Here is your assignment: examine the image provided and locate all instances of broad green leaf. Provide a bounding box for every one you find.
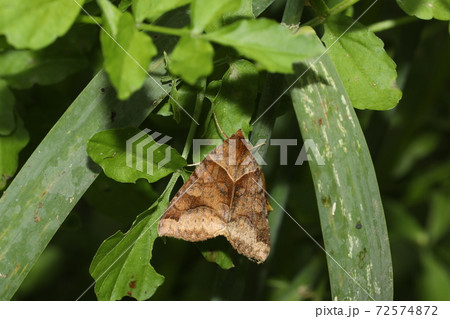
[0,0,85,49]
[169,36,214,84]
[90,182,176,300]
[322,15,402,111]
[0,49,88,89]
[396,0,450,20]
[191,0,241,33]
[201,250,235,270]
[201,60,258,157]
[133,0,191,22]
[289,52,393,300]
[0,116,29,190]
[0,79,15,135]
[0,67,170,300]
[87,128,186,184]
[100,11,157,99]
[205,20,323,73]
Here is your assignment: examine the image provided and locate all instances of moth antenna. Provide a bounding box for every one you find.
[213,112,229,139]
[186,162,201,167]
[251,142,266,150]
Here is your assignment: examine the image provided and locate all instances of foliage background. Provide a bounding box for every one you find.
[1,0,449,300]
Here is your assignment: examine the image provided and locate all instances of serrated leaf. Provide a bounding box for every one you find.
[87,128,186,184]
[0,116,29,190]
[169,36,214,84]
[322,15,402,110]
[201,250,235,270]
[133,0,191,22]
[0,0,85,49]
[191,0,241,33]
[0,79,15,135]
[396,0,450,20]
[205,20,323,73]
[99,11,157,99]
[90,191,172,300]
[201,60,258,157]
[289,53,393,300]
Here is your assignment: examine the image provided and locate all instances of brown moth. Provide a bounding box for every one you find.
[158,129,271,263]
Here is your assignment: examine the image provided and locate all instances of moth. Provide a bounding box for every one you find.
[158,129,272,263]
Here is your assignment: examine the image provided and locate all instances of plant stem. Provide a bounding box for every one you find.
[329,0,360,15]
[368,16,417,33]
[181,80,206,159]
[305,0,360,27]
[76,14,102,25]
[282,0,306,25]
[138,23,191,37]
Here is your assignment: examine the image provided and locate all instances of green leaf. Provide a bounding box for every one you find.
[385,200,428,246]
[0,79,15,135]
[201,250,235,270]
[396,0,450,20]
[118,0,132,11]
[0,49,88,89]
[100,10,157,100]
[133,0,191,22]
[427,192,450,245]
[289,52,393,300]
[0,67,170,300]
[169,36,214,84]
[0,0,85,49]
[0,35,8,51]
[0,116,29,190]
[84,174,159,225]
[191,0,241,33]
[252,0,276,16]
[90,186,173,300]
[322,15,402,111]
[87,127,186,184]
[202,59,258,157]
[418,253,450,300]
[205,20,323,73]
[98,0,121,35]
